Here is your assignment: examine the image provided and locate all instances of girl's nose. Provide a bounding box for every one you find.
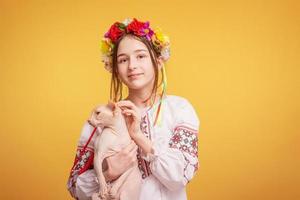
[128,57,138,70]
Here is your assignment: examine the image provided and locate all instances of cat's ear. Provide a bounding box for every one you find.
[107,100,115,110]
[108,100,120,116]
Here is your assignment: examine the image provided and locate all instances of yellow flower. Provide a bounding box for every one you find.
[100,38,112,54]
[154,27,169,44]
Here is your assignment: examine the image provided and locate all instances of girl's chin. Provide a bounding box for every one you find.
[123,77,154,90]
[125,81,148,90]
[127,84,145,90]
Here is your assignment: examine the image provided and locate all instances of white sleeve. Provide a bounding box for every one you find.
[75,169,99,200]
[144,98,200,191]
[67,121,102,199]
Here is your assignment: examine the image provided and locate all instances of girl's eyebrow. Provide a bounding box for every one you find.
[117,49,147,58]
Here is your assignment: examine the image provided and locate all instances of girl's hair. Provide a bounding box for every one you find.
[110,34,163,105]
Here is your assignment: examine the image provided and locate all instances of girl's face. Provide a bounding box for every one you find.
[116,36,157,91]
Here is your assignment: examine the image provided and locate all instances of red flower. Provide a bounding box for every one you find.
[126,18,146,36]
[105,22,125,42]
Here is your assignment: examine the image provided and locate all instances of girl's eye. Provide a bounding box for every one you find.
[137,54,146,59]
[118,58,128,63]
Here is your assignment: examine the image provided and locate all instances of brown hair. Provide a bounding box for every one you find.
[110,34,164,105]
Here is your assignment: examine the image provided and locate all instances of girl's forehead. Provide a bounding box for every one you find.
[117,37,148,56]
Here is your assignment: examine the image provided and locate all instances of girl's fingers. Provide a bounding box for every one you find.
[117,101,133,108]
[121,108,132,114]
[118,101,141,117]
[117,100,135,107]
[122,110,136,118]
[122,109,137,116]
[117,101,138,111]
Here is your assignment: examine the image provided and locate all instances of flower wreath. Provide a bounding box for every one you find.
[100,18,170,72]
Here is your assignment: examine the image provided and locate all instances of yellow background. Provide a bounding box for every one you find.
[0,0,299,199]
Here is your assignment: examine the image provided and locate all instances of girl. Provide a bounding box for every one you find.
[67,18,200,200]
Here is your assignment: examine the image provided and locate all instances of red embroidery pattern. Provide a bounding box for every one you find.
[169,125,198,176]
[140,115,151,139]
[137,114,152,179]
[67,147,94,196]
[67,126,97,198]
[169,125,198,157]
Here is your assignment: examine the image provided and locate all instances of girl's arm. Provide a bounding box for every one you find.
[67,121,138,199]
[117,98,200,191]
[146,98,200,191]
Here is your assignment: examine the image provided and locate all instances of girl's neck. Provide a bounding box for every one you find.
[125,89,159,109]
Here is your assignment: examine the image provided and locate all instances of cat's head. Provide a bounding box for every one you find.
[94,100,122,128]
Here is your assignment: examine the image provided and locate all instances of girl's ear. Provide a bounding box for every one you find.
[157,56,164,71]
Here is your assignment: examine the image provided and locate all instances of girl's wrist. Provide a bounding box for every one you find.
[131,130,143,141]
[131,131,153,155]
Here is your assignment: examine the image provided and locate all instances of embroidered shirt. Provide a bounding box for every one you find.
[67,95,200,200]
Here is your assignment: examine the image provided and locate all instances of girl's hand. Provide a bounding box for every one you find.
[116,100,142,139]
[105,141,138,181]
[117,100,154,156]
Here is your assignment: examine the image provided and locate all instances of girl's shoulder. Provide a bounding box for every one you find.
[165,94,194,107]
[165,94,200,130]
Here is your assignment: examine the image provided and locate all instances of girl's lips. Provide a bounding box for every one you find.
[128,73,143,78]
